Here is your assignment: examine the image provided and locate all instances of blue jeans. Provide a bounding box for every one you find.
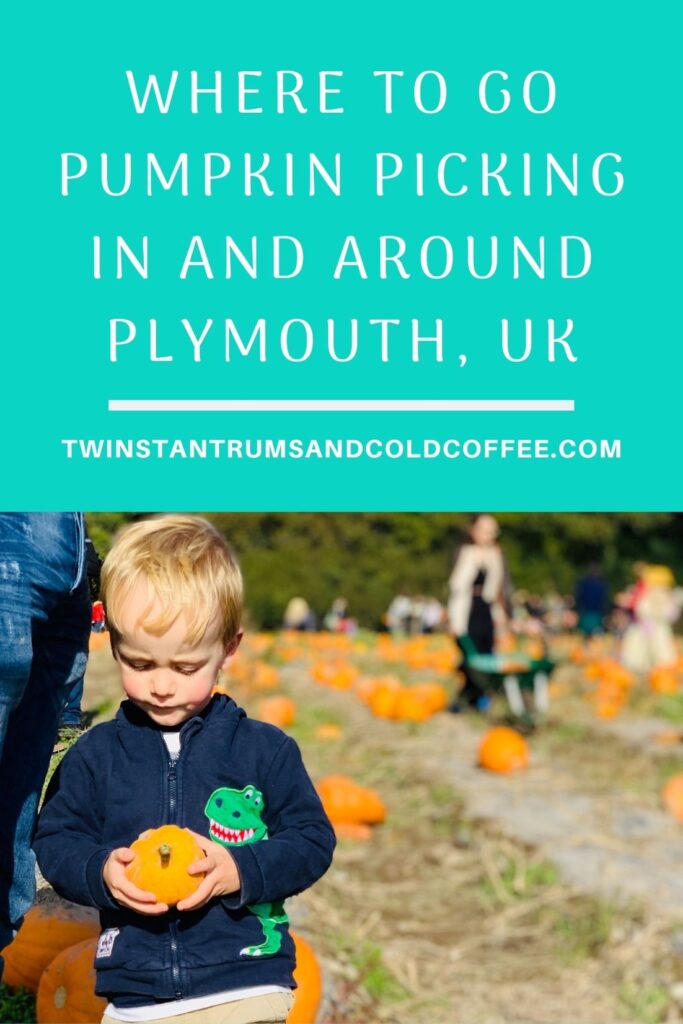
[60,675,85,726]
[0,514,91,953]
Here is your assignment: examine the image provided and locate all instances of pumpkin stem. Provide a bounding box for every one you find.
[158,843,172,866]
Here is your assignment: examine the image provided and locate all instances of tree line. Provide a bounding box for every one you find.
[85,513,683,629]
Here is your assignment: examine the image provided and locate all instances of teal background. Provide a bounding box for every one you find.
[2,2,679,510]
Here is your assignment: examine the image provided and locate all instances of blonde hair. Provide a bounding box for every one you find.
[101,515,243,646]
[643,564,674,589]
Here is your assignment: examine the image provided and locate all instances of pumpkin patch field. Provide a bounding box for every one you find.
[5,632,683,1023]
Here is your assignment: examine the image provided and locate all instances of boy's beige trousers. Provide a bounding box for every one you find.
[101,990,294,1024]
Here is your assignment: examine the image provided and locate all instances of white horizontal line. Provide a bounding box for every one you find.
[109,399,575,413]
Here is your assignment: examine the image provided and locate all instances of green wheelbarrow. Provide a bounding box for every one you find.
[458,635,554,719]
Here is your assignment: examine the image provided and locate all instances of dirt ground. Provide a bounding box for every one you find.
[66,637,683,1024]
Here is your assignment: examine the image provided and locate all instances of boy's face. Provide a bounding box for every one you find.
[113,581,240,727]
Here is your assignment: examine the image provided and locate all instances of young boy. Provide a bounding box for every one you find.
[34,515,336,1024]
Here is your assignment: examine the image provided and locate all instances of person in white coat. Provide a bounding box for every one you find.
[448,514,509,710]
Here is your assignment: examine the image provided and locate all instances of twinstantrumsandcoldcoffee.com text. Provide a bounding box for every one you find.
[60,436,622,462]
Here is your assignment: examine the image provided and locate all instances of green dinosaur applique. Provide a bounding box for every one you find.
[204,785,288,957]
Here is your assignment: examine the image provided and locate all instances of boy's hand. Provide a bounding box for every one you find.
[176,829,241,912]
[103,848,170,915]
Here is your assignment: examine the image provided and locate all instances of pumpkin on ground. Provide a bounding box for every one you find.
[409,682,448,714]
[368,685,401,719]
[478,726,530,774]
[393,688,432,722]
[649,666,680,695]
[316,775,386,827]
[662,773,683,822]
[0,904,99,993]
[125,825,204,905]
[288,931,322,1024]
[257,695,297,728]
[314,723,343,741]
[252,661,281,690]
[36,937,106,1023]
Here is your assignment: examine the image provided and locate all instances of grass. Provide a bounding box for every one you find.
[655,694,683,723]
[0,984,35,1024]
[619,981,670,1024]
[649,693,683,724]
[548,899,616,965]
[479,853,559,904]
[656,755,683,786]
[348,942,408,1003]
[286,702,346,746]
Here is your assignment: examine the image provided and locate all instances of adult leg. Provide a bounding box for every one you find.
[0,514,89,952]
[454,598,495,709]
[59,674,85,728]
[0,514,36,951]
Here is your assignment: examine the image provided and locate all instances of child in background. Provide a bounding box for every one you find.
[35,515,335,1024]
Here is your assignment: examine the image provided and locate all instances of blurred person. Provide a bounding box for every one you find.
[575,564,608,637]
[283,596,315,632]
[447,514,509,711]
[621,565,681,672]
[386,592,412,635]
[324,596,350,632]
[421,597,444,634]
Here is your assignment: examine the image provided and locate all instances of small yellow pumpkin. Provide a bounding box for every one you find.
[125,825,204,905]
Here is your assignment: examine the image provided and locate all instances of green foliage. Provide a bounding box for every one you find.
[85,513,683,628]
[0,984,35,1024]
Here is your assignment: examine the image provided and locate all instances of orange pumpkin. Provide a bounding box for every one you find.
[368,685,401,719]
[125,825,204,905]
[257,695,296,728]
[654,730,683,746]
[353,675,399,704]
[524,639,546,660]
[649,666,680,694]
[288,931,322,1024]
[478,727,529,774]
[252,662,281,690]
[313,723,343,741]
[409,682,448,714]
[496,633,517,654]
[316,775,386,825]
[662,773,683,822]
[394,689,432,722]
[594,699,621,719]
[1,904,100,993]
[36,937,106,1023]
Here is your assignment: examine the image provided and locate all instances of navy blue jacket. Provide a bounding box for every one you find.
[34,695,335,1007]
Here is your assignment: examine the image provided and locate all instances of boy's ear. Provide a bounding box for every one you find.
[221,631,243,667]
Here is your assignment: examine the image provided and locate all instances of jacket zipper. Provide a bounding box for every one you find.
[164,742,183,998]
[167,758,177,820]
[169,919,182,999]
